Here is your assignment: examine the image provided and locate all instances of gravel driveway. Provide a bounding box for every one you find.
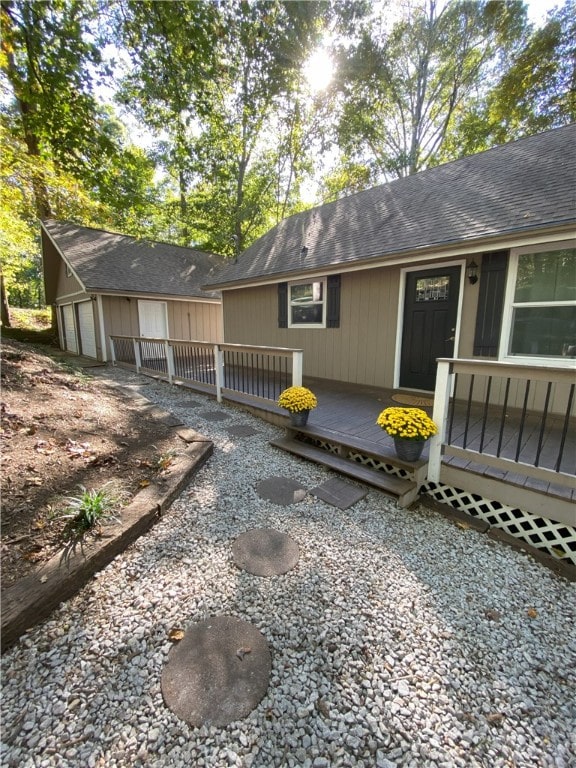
[2,368,575,768]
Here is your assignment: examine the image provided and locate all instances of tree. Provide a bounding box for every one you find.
[330,0,528,185]
[117,0,329,254]
[442,0,576,157]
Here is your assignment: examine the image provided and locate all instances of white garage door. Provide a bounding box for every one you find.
[77,300,97,358]
[61,304,78,353]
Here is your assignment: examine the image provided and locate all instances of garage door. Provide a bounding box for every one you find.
[61,304,78,353]
[77,300,97,358]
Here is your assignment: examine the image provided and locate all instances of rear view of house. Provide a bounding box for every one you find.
[41,221,226,362]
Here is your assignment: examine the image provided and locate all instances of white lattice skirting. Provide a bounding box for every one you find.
[423,481,576,567]
[300,435,576,568]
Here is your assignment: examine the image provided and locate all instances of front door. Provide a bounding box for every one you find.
[400,266,461,391]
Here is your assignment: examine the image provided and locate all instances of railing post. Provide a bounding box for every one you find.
[292,350,303,387]
[110,337,116,366]
[214,344,224,403]
[165,340,175,384]
[133,338,141,372]
[429,359,452,481]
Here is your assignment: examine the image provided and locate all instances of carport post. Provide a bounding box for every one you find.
[165,340,175,384]
[133,338,142,372]
[214,344,224,403]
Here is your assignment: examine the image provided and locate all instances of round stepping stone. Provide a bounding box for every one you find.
[232,528,300,576]
[198,410,231,421]
[227,424,259,437]
[161,616,271,727]
[256,476,307,506]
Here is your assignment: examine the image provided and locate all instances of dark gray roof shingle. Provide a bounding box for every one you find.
[42,221,226,299]
[206,125,576,289]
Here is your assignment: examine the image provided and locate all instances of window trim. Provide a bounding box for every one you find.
[287,277,327,329]
[500,241,575,367]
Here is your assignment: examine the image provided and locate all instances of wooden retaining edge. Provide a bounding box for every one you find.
[1,431,213,654]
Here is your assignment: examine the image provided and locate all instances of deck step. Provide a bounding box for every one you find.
[270,437,419,508]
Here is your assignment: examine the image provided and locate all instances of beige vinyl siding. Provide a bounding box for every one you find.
[167,301,222,343]
[223,267,402,388]
[102,296,222,358]
[56,260,84,297]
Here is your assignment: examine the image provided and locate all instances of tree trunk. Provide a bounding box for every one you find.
[1,273,12,328]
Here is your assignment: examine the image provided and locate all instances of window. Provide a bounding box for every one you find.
[288,279,326,328]
[506,247,575,360]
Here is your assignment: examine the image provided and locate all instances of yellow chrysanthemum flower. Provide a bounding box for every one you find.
[376,407,437,441]
[278,386,318,413]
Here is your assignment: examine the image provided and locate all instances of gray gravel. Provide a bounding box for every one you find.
[2,368,575,768]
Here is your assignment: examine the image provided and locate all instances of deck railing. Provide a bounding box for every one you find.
[429,358,576,490]
[109,336,303,405]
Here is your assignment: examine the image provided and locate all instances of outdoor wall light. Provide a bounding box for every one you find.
[467,260,479,285]
[301,245,308,257]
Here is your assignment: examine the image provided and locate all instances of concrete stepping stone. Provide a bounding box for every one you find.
[198,410,231,421]
[232,528,300,576]
[311,477,368,510]
[180,399,204,408]
[256,476,307,506]
[161,616,271,727]
[227,424,259,438]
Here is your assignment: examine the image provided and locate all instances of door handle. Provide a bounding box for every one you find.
[445,336,455,342]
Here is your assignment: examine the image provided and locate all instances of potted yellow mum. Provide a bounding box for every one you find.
[278,386,317,426]
[376,406,437,461]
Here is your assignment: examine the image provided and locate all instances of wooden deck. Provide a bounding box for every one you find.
[227,376,575,507]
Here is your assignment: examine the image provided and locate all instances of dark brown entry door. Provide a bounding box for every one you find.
[400,266,461,391]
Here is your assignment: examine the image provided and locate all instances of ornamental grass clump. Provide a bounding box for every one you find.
[277,386,317,413]
[376,407,438,441]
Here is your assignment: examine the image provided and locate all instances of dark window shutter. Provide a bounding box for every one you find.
[278,282,288,328]
[473,251,508,357]
[326,274,341,328]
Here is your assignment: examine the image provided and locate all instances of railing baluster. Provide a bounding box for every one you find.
[555,383,574,473]
[515,379,531,462]
[479,376,492,453]
[463,375,475,449]
[535,382,552,467]
[496,377,511,457]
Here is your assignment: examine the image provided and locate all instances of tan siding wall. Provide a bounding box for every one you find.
[56,263,85,299]
[167,301,222,342]
[103,297,222,357]
[222,268,403,388]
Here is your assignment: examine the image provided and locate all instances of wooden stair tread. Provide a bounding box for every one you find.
[288,423,427,470]
[270,437,418,505]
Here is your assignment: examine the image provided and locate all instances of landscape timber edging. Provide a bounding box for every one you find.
[1,430,213,654]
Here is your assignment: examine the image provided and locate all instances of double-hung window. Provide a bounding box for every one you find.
[288,279,326,328]
[503,245,575,361]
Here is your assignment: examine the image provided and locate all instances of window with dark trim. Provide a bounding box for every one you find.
[278,276,340,329]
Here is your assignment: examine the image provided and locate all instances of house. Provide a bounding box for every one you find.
[41,221,226,361]
[204,125,575,401]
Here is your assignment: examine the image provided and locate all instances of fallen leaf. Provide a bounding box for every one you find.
[456,521,471,530]
[39,575,48,583]
[527,607,538,619]
[139,479,150,488]
[486,712,505,725]
[236,646,252,660]
[484,609,502,622]
[168,628,185,642]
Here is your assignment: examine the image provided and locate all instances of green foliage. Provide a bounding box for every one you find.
[330,0,529,184]
[60,483,124,534]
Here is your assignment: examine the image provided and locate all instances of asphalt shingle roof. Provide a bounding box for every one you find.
[206,125,576,289]
[42,221,226,300]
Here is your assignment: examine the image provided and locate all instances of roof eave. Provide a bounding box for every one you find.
[203,221,576,291]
